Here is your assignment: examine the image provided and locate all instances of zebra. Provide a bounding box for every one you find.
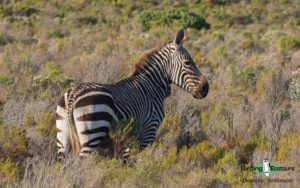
[56,28,209,159]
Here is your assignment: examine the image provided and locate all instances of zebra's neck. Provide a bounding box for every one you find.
[128,44,172,98]
[106,45,172,122]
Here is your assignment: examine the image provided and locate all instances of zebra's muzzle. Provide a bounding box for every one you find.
[191,76,209,99]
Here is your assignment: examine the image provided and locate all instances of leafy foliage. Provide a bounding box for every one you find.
[137,8,210,31]
[0,125,28,160]
[109,118,140,159]
[0,158,19,183]
[36,112,56,137]
[288,71,300,102]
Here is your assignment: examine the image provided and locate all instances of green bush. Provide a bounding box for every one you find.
[109,118,140,159]
[0,158,19,183]
[47,29,67,38]
[23,114,35,127]
[133,146,178,187]
[288,71,300,102]
[280,36,300,53]
[156,113,180,147]
[0,125,28,160]
[215,151,249,186]
[249,134,269,151]
[0,74,14,85]
[37,112,56,137]
[203,0,241,5]
[32,75,74,89]
[78,16,98,25]
[137,8,210,31]
[236,66,257,92]
[276,133,300,161]
[179,141,224,169]
[0,33,14,46]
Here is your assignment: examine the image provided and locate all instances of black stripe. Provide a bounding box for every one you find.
[57,138,63,147]
[82,136,104,147]
[89,144,100,148]
[77,112,115,122]
[81,126,110,135]
[75,95,115,108]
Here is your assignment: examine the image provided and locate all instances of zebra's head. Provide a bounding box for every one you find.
[168,28,209,99]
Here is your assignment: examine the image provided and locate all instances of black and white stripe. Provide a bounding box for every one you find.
[56,28,209,159]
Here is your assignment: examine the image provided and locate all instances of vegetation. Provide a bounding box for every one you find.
[137,8,210,31]
[0,0,299,187]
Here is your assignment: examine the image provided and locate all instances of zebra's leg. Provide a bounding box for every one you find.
[116,144,132,164]
[56,95,70,160]
[139,122,159,150]
[117,122,159,164]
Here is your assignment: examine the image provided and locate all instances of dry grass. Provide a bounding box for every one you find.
[0,0,299,187]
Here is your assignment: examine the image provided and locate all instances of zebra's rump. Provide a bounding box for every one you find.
[59,83,123,153]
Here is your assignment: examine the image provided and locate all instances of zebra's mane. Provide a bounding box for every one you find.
[133,42,167,76]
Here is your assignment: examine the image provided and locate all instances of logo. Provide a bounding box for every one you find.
[241,159,295,177]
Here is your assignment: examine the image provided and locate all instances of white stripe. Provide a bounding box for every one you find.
[56,106,67,117]
[75,120,111,133]
[88,139,101,146]
[75,91,112,104]
[73,104,118,122]
[78,132,106,145]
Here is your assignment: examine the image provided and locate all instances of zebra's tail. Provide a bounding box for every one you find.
[65,92,81,155]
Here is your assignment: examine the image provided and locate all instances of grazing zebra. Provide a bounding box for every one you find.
[56,28,209,159]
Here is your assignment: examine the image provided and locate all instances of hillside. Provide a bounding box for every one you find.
[0,0,299,187]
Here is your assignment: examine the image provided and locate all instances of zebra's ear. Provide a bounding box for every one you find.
[173,28,186,49]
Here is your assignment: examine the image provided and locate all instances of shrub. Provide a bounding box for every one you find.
[0,125,28,160]
[32,75,74,90]
[202,102,231,138]
[236,66,257,92]
[203,0,241,5]
[0,74,14,85]
[109,118,140,159]
[0,33,14,46]
[23,114,35,127]
[230,15,253,26]
[0,158,19,183]
[280,36,300,53]
[179,141,224,169]
[47,29,67,38]
[237,134,270,164]
[156,113,180,147]
[137,8,210,31]
[37,112,56,137]
[32,75,49,89]
[0,100,4,111]
[249,134,269,151]
[96,158,130,186]
[78,16,98,25]
[276,133,300,161]
[215,151,251,186]
[133,146,178,187]
[288,71,300,102]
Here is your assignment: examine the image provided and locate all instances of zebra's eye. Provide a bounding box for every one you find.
[183,60,191,66]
